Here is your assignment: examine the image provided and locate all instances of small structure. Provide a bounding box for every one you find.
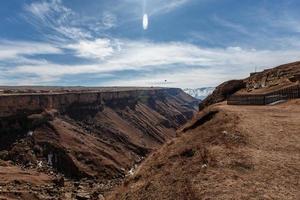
[228,84,300,105]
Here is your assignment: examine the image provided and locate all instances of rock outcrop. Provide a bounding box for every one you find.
[199,80,245,111]
[199,61,300,110]
[245,61,300,91]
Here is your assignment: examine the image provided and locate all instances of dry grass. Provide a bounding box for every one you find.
[108,100,300,200]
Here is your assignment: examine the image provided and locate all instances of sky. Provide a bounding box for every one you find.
[0,0,300,88]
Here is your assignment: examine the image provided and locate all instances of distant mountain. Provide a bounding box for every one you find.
[183,87,215,100]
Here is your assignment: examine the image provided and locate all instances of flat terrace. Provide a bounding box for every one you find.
[0,87,186,118]
[0,86,166,96]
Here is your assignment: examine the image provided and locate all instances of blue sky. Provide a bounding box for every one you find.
[0,0,300,88]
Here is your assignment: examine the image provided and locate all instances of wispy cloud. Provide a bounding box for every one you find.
[267,16,300,33]
[148,0,190,15]
[24,0,92,41]
[23,0,193,42]
[24,0,52,20]
[1,0,298,88]
[101,12,117,29]
[212,15,251,36]
[109,0,192,24]
[0,40,61,60]
[2,38,299,87]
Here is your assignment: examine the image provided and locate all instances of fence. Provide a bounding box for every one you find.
[227,84,300,105]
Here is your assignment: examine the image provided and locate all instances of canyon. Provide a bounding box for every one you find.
[109,61,300,200]
[0,87,198,199]
[0,61,299,200]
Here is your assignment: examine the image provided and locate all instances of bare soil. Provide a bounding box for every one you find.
[109,100,300,200]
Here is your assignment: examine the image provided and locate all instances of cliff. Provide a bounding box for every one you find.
[0,88,198,180]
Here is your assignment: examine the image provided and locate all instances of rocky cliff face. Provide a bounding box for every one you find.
[0,88,198,180]
[245,61,300,91]
[199,61,300,110]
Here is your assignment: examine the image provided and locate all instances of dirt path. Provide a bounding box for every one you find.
[216,100,300,199]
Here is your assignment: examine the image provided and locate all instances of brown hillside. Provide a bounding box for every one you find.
[108,100,300,200]
[108,61,300,200]
[0,88,198,199]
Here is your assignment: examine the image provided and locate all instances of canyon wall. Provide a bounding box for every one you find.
[0,88,198,180]
[0,88,192,117]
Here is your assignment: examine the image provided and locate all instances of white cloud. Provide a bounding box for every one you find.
[24,0,91,41]
[24,1,51,20]
[104,67,231,88]
[24,0,73,24]
[53,26,92,40]
[7,0,298,87]
[66,38,116,60]
[23,0,120,42]
[3,38,299,87]
[103,40,212,68]
[0,40,61,60]
[65,39,212,66]
[22,0,194,44]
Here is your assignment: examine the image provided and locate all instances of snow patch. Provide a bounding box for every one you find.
[183,87,215,100]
